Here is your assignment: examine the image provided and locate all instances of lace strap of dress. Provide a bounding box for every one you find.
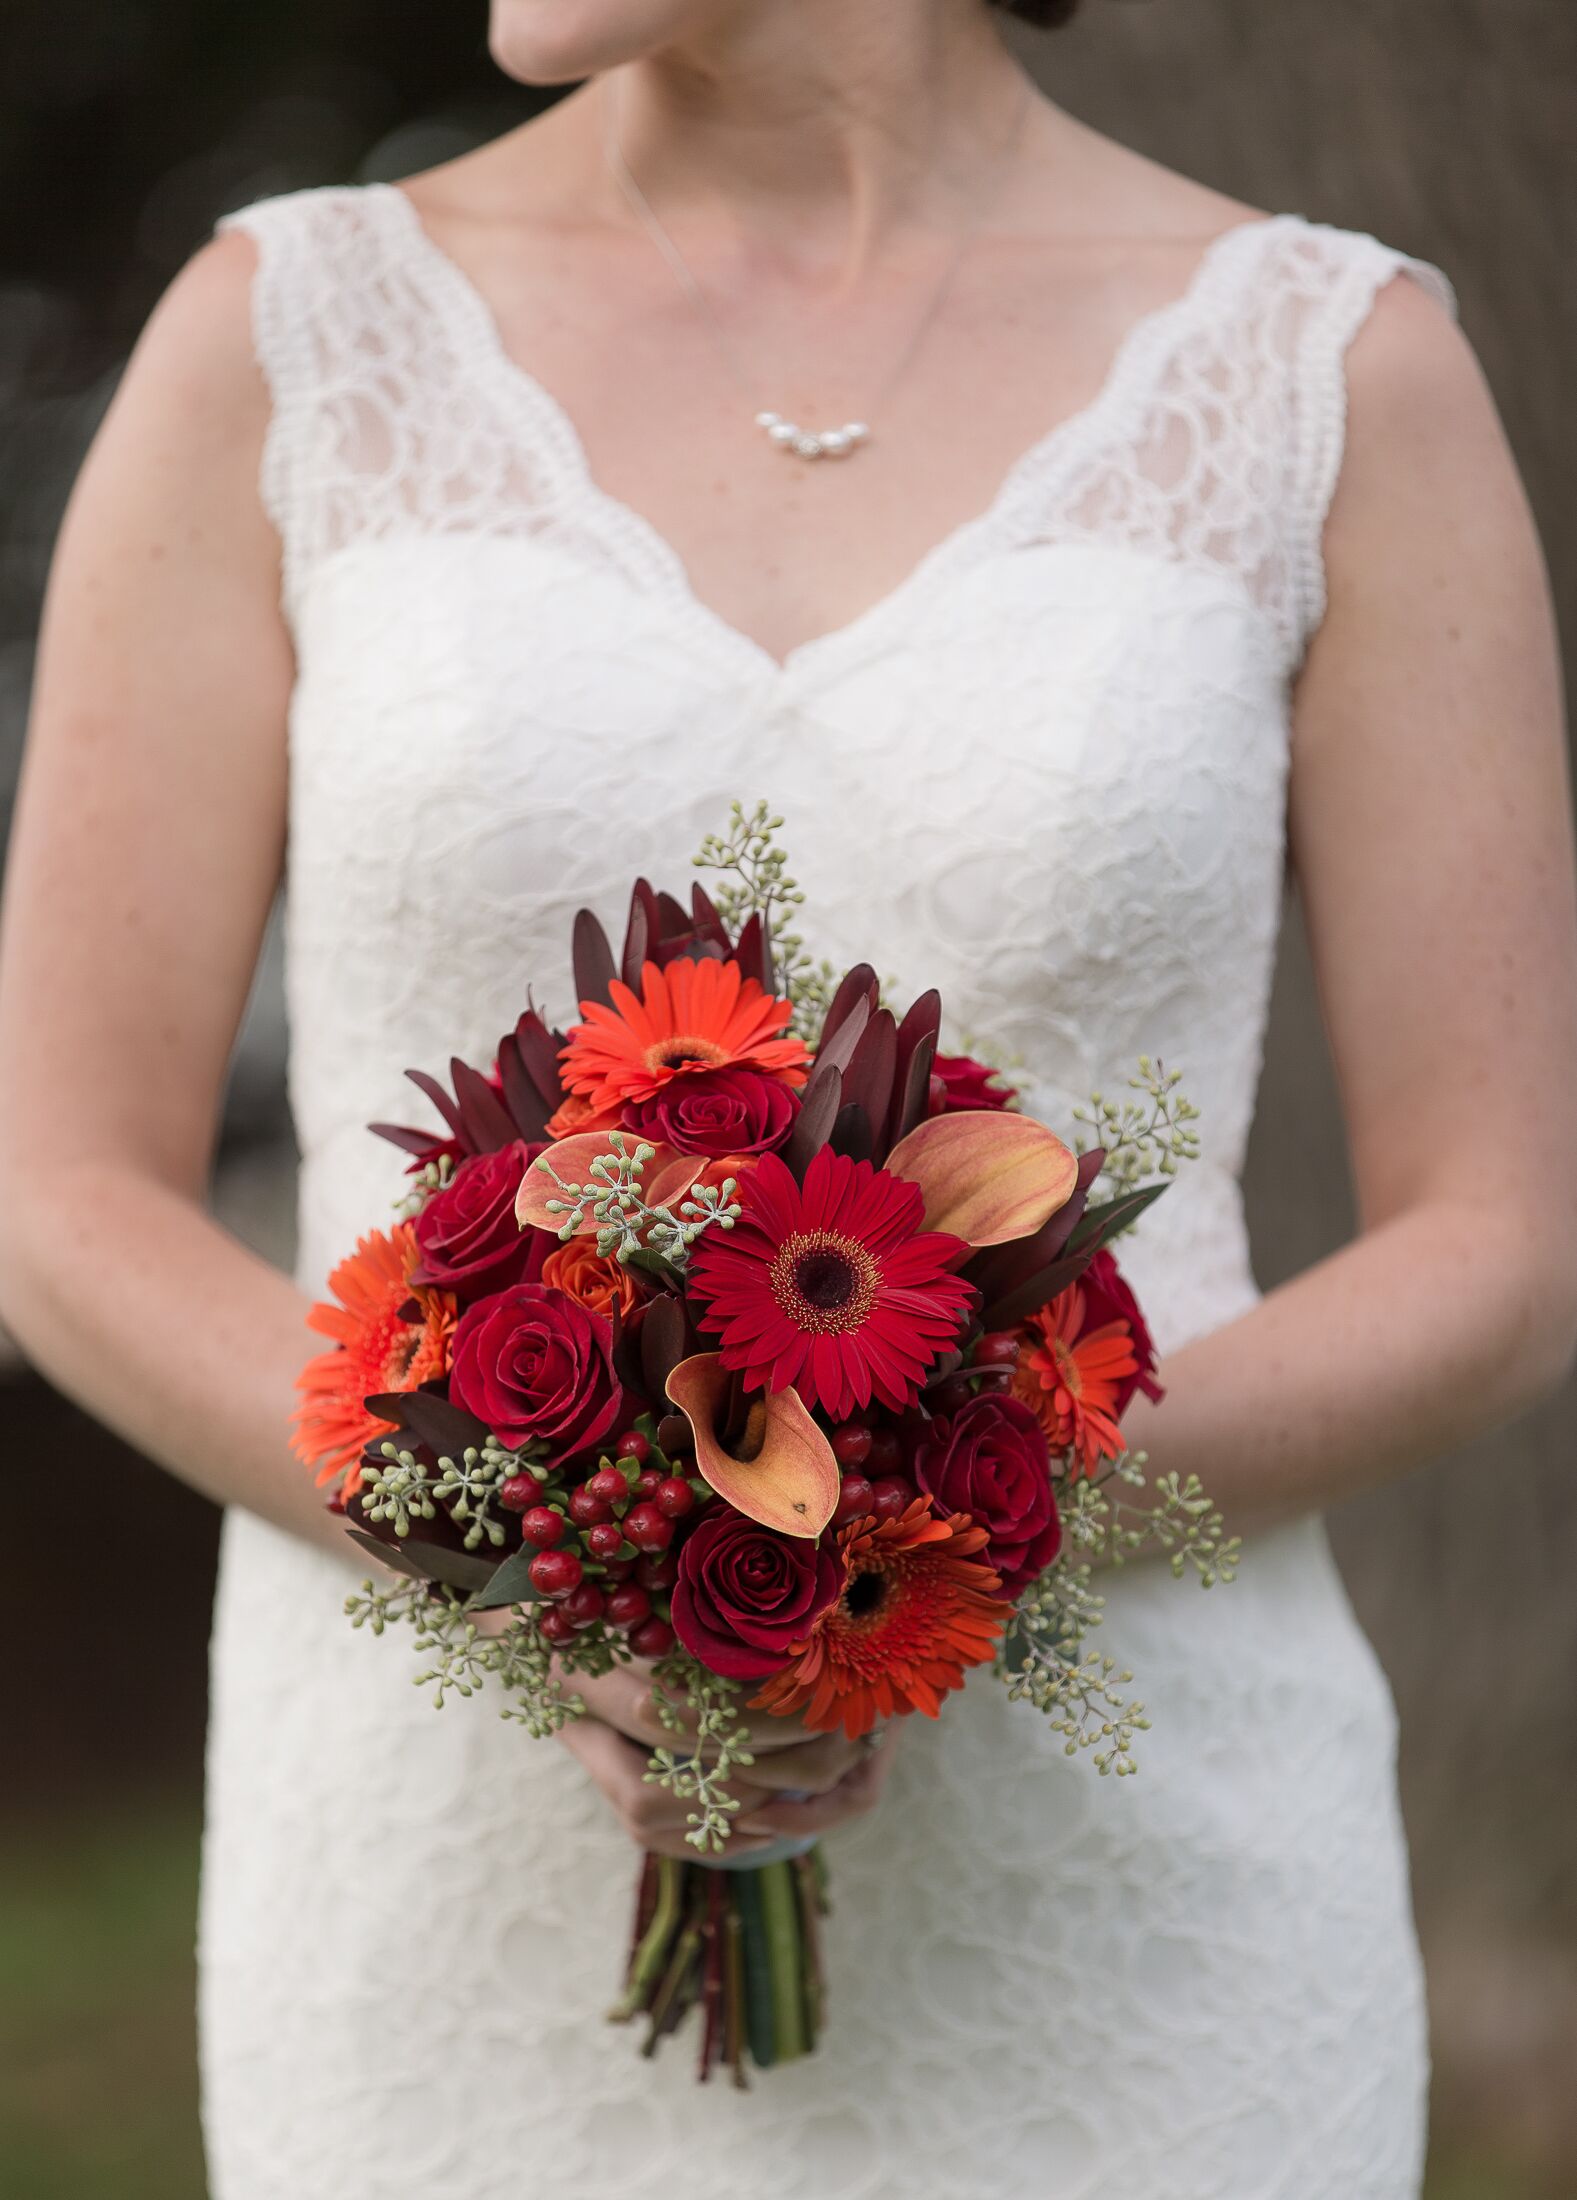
[1277,222,1459,658]
[216,183,490,614]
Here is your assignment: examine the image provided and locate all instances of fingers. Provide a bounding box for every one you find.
[556,1716,781,1864]
[742,1729,868,1795]
[736,1735,895,1838]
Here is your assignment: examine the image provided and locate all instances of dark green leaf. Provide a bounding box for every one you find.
[1066,1181,1169,1253]
[466,1543,544,1611]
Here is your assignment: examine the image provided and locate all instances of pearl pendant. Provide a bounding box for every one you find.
[755,411,870,461]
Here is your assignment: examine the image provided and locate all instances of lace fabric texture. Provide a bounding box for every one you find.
[200,182,1454,2198]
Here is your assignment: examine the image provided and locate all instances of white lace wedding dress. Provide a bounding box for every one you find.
[199,181,1455,2199]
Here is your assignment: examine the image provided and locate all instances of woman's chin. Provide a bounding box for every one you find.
[488,0,715,86]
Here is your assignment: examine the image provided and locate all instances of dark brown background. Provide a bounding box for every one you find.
[2,2,1573,2193]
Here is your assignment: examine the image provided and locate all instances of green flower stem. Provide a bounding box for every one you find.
[758,1860,806,2063]
[723,1900,748,2087]
[609,1855,684,2022]
[641,1916,705,2057]
[794,1849,826,2046]
[735,1866,776,2069]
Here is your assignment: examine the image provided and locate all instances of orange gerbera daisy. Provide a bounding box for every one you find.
[750,1499,1006,1740]
[540,1235,642,1319]
[543,1091,626,1141]
[1012,1278,1139,1478]
[290,1223,456,1498]
[559,958,809,1115]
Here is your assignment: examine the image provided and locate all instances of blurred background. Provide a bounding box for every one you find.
[1,1,1572,2194]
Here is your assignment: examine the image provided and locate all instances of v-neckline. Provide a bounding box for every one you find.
[375,181,1288,686]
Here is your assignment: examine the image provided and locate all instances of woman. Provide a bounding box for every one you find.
[2,0,1573,2192]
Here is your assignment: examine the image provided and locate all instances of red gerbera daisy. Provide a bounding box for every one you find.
[685,1147,974,1421]
[558,957,808,1115]
[750,1499,1006,1738]
[1012,1277,1140,1477]
[290,1223,456,1498]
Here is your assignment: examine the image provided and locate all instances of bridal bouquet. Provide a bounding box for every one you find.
[292,805,1236,2083]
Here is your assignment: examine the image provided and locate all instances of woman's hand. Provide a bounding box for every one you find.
[567,1654,829,1759]
[537,1645,900,1858]
[556,1710,898,1860]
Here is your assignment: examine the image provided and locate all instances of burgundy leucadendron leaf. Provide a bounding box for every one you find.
[451,1056,519,1154]
[886,989,941,1151]
[620,880,656,989]
[828,1100,875,1163]
[639,1291,691,1404]
[839,1007,898,1147]
[815,965,880,1068]
[572,907,618,1011]
[403,1068,463,1137]
[1065,1180,1170,1255]
[362,1385,491,1460]
[781,1061,843,1177]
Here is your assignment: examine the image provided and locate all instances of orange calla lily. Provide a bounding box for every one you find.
[514,1133,701,1236]
[884,1110,1079,1247]
[665,1353,839,1539]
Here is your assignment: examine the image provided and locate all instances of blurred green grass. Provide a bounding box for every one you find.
[0,1797,1550,2200]
[1,1800,207,2200]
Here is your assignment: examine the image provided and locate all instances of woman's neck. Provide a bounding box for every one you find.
[597,2,1035,279]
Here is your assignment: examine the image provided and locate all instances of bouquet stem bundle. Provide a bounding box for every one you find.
[613,1848,829,2082]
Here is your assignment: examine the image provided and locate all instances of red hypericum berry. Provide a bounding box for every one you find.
[629,1616,676,1659]
[929,1374,975,1415]
[606,1583,653,1631]
[520,1506,565,1549]
[585,1521,625,1561]
[832,1474,876,1527]
[635,1550,678,1592]
[633,1466,664,1499]
[654,1476,696,1520]
[864,1426,904,1477]
[537,1607,576,1646]
[601,1556,638,1582]
[567,1485,612,1528]
[528,1548,583,1599]
[869,1475,915,1523]
[616,1431,651,1467]
[587,1466,628,1506]
[973,1330,1022,1367]
[831,1421,874,1467]
[498,1473,542,1514]
[563,1581,606,1629]
[625,1502,675,1555]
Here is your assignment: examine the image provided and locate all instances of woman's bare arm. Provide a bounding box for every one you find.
[1119,276,1577,1530]
[0,233,343,1556]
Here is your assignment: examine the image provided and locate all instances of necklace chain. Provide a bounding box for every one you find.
[601,70,1034,461]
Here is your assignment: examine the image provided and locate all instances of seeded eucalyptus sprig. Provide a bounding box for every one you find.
[692,799,838,1038]
[643,1652,757,1855]
[1073,1057,1202,1197]
[532,1132,741,1271]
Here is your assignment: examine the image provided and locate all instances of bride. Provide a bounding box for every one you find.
[2,1,1574,2193]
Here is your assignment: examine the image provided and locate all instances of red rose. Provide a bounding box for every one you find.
[1080,1248,1163,1417]
[448,1282,623,1463]
[925,1052,1017,1116]
[671,1505,845,1680]
[912,1393,1060,1598]
[624,1068,798,1159]
[411,1140,548,1300]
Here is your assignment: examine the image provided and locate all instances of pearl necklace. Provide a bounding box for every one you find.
[601,71,1033,462]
